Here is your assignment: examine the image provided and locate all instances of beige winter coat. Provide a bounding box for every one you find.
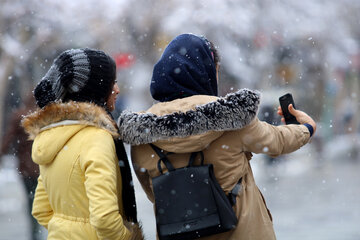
[119,89,311,240]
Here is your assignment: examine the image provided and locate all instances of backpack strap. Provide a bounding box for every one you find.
[150,144,175,174]
[187,151,204,167]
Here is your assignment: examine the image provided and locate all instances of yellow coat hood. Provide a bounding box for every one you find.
[22,101,119,165]
[32,124,87,165]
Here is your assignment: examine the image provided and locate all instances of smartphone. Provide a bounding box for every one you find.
[279,93,300,125]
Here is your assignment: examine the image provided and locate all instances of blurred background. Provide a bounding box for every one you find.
[0,0,359,239]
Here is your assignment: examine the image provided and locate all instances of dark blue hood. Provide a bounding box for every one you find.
[150,34,218,102]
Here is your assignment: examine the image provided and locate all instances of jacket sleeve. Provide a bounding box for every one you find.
[80,129,131,240]
[238,118,311,157]
[32,175,53,229]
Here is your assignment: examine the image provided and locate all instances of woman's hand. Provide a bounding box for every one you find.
[277,104,316,134]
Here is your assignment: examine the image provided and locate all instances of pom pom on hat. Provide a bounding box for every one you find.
[34,79,56,108]
[34,48,116,108]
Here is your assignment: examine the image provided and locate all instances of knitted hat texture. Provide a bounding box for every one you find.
[34,48,116,108]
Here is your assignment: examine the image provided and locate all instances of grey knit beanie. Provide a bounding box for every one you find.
[34,48,116,108]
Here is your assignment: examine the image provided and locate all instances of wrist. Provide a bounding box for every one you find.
[303,123,314,137]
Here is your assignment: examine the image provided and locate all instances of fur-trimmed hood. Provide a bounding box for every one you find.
[118,89,260,149]
[22,101,119,165]
[22,101,119,140]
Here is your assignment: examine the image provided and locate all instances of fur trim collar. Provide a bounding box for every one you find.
[22,101,119,140]
[119,89,260,145]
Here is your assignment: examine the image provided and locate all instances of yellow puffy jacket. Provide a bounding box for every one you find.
[22,102,142,240]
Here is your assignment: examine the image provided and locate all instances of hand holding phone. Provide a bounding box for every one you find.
[279,93,300,125]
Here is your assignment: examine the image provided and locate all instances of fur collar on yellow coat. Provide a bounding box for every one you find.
[119,89,311,240]
[22,101,143,240]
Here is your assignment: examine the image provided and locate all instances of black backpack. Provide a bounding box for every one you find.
[150,144,241,240]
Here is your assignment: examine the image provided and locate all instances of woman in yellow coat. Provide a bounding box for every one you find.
[22,48,143,240]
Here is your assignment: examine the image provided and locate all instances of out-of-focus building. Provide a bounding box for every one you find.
[1,0,360,142]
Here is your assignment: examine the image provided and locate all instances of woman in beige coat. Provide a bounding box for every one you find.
[118,34,316,240]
